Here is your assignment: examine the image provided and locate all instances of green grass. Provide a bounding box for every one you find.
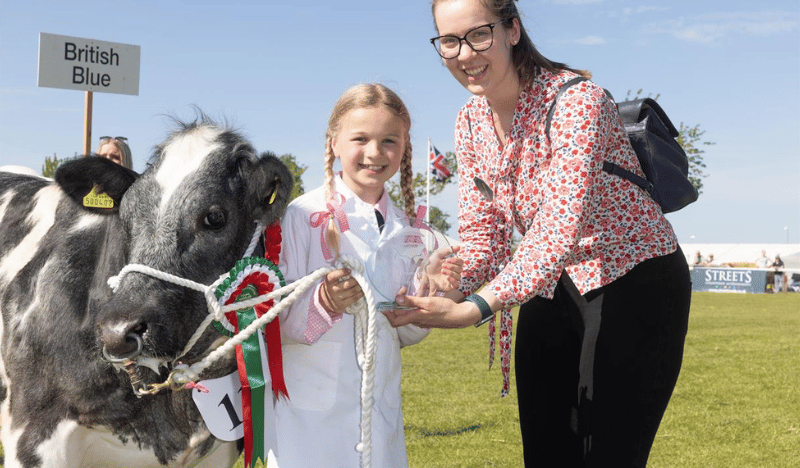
[645,292,800,468]
[2,292,797,467]
[399,292,800,468]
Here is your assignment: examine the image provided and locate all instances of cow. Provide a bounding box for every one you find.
[0,115,293,468]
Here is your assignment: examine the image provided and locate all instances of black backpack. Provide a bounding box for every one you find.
[546,76,698,213]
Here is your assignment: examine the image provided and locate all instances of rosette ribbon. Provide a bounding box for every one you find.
[213,257,286,468]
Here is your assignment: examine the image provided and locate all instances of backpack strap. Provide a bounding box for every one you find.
[545,76,589,143]
[545,77,657,197]
[601,161,654,195]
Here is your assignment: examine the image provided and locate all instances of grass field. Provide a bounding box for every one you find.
[2,292,797,467]
[398,292,800,468]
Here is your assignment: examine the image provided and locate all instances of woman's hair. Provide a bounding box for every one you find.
[98,137,134,169]
[323,83,415,258]
[431,0,590,86]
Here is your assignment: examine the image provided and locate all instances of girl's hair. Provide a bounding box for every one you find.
[431,0,591,86]
[323,83,415,258]
[98,137,134,169]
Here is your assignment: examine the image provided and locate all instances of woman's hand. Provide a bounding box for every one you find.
[381,293,480,329]
[319,268,364,315]
[417,245,463,296]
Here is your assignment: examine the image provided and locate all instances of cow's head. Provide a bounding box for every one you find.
[56,116,292,387]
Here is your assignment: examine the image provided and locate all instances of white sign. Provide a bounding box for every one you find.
[191,330,279,457]
[38,32,140,95]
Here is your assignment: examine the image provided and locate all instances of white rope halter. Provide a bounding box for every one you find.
[106,223,379,468]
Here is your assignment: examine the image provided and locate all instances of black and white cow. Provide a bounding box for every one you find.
[0,116,292,468]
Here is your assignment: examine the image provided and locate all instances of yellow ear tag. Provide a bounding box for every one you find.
[83,186,115,209]
[268,188,277,205]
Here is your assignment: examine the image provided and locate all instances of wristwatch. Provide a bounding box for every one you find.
[464,294,494,327]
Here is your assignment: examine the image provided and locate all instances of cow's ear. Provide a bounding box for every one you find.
[55,156,139,214]
[243,152,293,225]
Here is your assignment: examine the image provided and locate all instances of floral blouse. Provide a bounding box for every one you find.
[456,69,678,306]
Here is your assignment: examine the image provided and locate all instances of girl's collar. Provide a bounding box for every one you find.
[333,173,389,214]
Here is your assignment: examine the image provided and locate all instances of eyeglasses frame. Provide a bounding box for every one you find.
[430,19,511,59]
[99,136,128,142]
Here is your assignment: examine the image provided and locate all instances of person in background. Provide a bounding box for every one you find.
[755,249,770,268]
[693,251,703,266]
[384,0,692,466]
[97,136,133,169]
[771,254,785,293]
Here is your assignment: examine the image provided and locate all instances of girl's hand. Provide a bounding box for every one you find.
[319,268,364,314]
[418,245,463,296]
[381,293,480,329]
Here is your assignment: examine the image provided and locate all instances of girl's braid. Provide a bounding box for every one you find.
[323,133,341,259]
[399,141,416,221]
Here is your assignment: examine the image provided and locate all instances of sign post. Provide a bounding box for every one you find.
[37,33,140,155]
[84,91,93,155]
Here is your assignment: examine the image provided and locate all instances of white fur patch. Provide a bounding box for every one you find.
[15,419,239,468]
[69,211,104,233]
[0,190,13,229]
[34,420,164,468]
[155,127,222,217]
[0,166,43,177]
[0,396,23,467]
[0,185,62,285]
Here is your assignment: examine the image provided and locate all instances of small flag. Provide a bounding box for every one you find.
[429,142,451,182]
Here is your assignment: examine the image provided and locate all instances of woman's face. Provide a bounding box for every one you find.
[98,141,123,165]
[433,0,520,101]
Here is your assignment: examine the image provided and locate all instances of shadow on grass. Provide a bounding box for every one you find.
[405,422,494,437]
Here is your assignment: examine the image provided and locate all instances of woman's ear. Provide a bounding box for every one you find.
[510,18,521,45]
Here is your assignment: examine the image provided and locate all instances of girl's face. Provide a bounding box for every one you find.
[332,106,407,204]
[434,0,520,102]
[98,142,123,165]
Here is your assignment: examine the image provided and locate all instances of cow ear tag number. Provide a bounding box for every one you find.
[83,186,114,209]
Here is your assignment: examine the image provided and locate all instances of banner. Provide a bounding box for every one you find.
[691,267,768,294]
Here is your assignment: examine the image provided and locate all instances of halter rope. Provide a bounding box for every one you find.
[107,223,379,468]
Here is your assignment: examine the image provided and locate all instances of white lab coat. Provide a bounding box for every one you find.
[272,176,429,468]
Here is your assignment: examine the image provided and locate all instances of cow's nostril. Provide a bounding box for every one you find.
[132,323,147,336]
[102,322,147,362]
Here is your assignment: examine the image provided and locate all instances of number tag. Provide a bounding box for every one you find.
[192,330,279,455]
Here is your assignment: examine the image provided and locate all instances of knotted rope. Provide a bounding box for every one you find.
[107,225,380,468]
[341,259,378,468]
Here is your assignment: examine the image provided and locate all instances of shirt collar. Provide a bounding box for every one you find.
[333,172,389,217]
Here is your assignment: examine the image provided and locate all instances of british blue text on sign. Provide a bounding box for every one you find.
[38,33,140,96]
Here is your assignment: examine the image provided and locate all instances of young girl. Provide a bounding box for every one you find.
[274,83,460,467]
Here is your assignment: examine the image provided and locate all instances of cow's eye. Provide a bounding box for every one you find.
[203,207,227,230]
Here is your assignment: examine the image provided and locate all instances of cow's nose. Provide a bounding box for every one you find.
[101,322,147,362]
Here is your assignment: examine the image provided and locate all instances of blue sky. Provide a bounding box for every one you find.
[1,0,798,244]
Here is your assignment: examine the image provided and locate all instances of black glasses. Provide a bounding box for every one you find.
[99,136,127,142]
[430,20,508,59]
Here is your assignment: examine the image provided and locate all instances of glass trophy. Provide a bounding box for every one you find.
[367,218,452,312]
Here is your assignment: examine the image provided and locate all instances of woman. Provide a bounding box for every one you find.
[384,0,692,466]
[97,136,133,169]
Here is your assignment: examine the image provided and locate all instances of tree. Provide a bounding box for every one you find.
[278,154,307,202]
[676,123,712,195]
[386,150,457,234]
[624,89,712,194]
[42,153,76,177]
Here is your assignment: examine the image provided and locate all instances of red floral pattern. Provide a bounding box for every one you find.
[455,69,678,306]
